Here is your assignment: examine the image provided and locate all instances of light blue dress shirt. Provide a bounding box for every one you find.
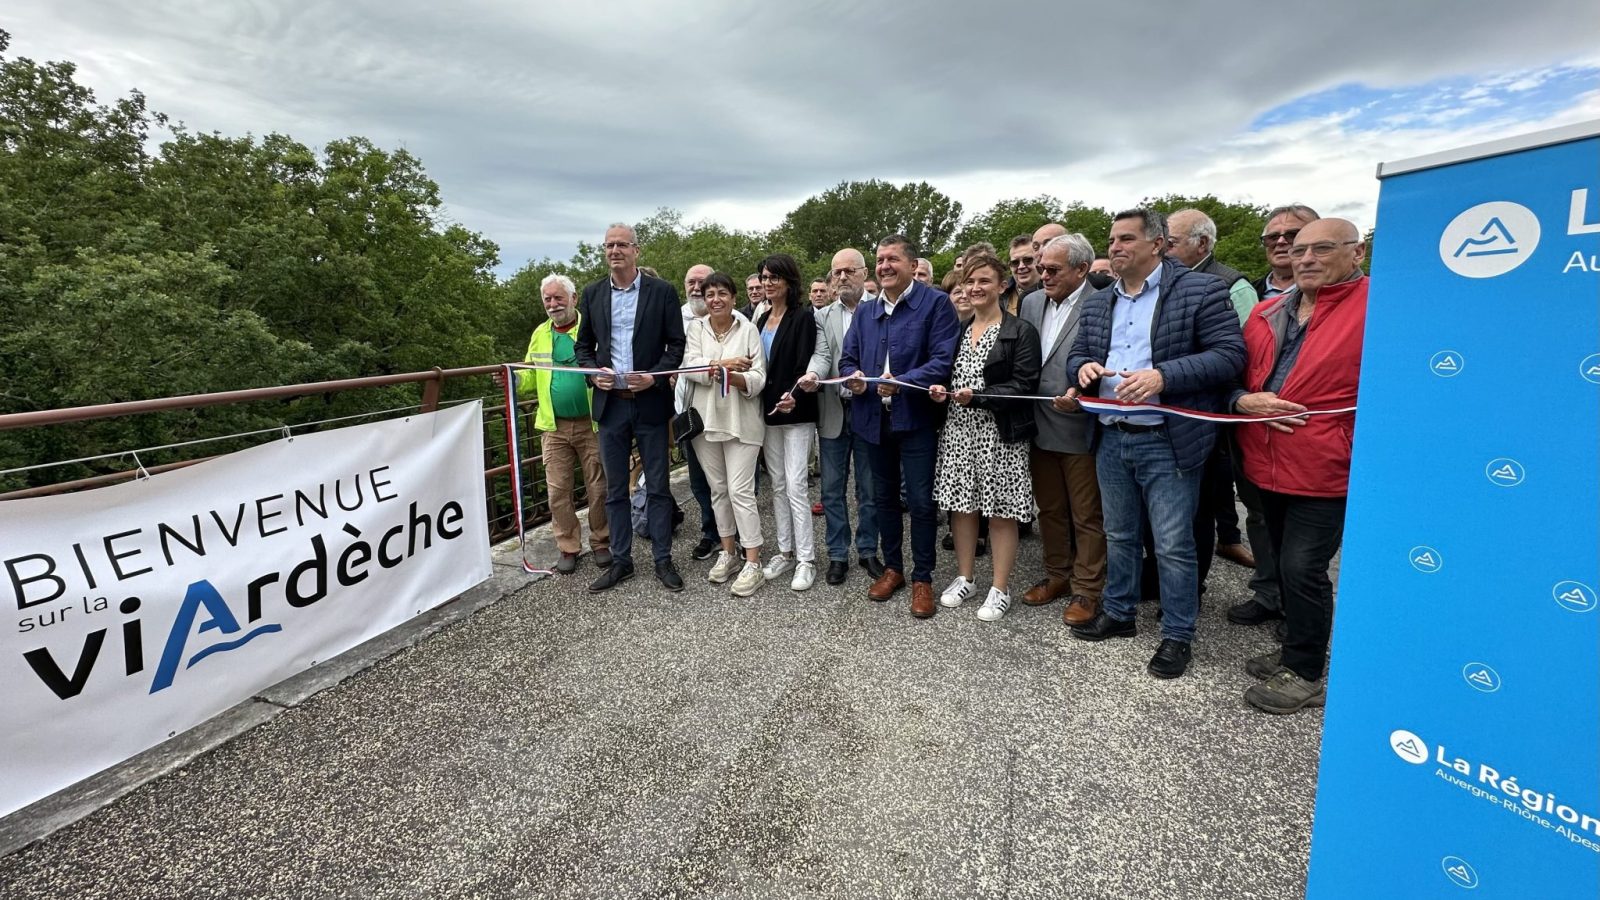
[608,273,641,376]
[1099,265,1163,425]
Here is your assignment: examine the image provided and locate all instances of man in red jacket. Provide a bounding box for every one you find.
[1230,218,1367,714]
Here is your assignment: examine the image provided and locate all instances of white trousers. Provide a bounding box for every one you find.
[692,434,763,549]
[763,422,816,562]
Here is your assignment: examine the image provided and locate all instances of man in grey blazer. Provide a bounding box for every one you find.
[1019,233,1107,624]
[796,247,884,586]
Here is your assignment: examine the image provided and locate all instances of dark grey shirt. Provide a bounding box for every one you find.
[1264,291,1308,394]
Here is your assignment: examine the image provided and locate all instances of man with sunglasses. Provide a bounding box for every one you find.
[1231,219,1366,714]
[1253,204,1320,300]
[1000,235,1041,315]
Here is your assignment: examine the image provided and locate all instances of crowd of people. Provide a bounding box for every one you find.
[506,204,1366,715]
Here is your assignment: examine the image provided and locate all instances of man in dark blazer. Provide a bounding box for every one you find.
[575,223,687,593]
[1019,233,1106,626]
[1065,208,1245,680]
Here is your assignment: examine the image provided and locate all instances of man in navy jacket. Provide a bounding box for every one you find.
[840,234,961,617]
[575,223,688,594]
[1065,209,1245,679]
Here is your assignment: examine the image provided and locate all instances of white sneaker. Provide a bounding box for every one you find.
[790,561,815,591]
[730,561,765,597]
[762,554,795,581]
[707,550,738,584]
[977,586,1012,621]
[940,575,976,608]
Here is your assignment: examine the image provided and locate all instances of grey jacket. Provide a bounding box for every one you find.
[805,297,866,440]
[1020,283,1095,454]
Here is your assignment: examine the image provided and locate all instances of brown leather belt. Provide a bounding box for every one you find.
[611,390,638,399]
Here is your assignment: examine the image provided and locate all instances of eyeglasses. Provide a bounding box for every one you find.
[1010,256,1036,267]
[1260,230,1300,247]
[1037,264,1071,276]
[830,266,861,278]
[601,241,635,250]
[758,274,782,283]
[1288,240,1358,259]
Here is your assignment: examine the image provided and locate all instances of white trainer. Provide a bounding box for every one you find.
[762,554,795,581]
[790,561,815,591]
[977,586,1012,621]
[730,561,765,597]
[940,575,976,608]
[707,550,739,584]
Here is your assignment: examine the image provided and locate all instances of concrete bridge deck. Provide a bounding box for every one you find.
[0,475,1320,899]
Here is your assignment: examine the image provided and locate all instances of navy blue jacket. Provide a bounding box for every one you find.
[1066,259,1245,470]
[839,280,961,442]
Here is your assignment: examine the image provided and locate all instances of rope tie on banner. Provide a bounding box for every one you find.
[127,450,151,481]
[767,374,1355,423]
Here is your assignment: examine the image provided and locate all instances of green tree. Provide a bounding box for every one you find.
[953,195,1066,258]
[773,179,961,262]
[1144,194,1270,277]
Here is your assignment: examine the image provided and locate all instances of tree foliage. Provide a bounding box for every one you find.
[773,179,961,263]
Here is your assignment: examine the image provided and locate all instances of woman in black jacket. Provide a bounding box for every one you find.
[929,253,1041,622]
[754,253,820,591]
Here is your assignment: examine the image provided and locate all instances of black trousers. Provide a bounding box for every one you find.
[1258,487,1347,681]
[1206,436,1242,545]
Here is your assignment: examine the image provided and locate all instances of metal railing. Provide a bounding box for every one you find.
[0,364,578,541]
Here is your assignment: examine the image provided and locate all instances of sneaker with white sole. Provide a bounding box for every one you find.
[707,550,739,584]
[762,554,795,581]
[790,561,815,591]
[976,586,1012,621]
[939,575,976,608]
[730,561,765,597]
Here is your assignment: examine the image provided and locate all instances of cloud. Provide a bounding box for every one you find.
[6,0,1600,271]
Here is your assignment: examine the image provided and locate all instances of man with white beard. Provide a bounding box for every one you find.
[675,263,722,560]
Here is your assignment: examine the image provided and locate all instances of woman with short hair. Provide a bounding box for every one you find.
[683,272,769,596]
[929,253,1042,621]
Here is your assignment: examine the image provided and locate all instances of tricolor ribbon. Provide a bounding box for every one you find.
[772,375,1354,423]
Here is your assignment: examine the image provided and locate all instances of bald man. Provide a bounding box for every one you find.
[1230,218,1367,715]
[797,248,884,584]
[675,263,722,560]
[1032,222,1067,252]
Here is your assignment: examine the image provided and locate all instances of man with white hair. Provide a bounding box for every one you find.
[512,273,612,574]
[913,258,934,284]
[676,263,722,561]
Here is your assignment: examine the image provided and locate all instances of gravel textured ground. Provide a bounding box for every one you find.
[0,476,1322,899]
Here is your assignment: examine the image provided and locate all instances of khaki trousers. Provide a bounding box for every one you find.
[542,417,609,554]
[1029,445,1107,599]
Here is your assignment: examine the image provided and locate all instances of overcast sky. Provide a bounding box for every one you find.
[8,1,1600,274]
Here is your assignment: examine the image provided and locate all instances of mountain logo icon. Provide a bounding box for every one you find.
[1440,202,1540,278]
[1553,581,1597,613]
[1410,547,1443,573]
[1462,663,1501,693]
[1430,350,1465,378]
[1441,856,1479,889]
[1389,729,1429,764]
[1582,354,1600,385]
[1484,458,1524,486]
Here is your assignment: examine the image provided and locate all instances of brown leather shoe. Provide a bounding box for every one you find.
[1062,594,1101,627]
[910,581,936,618]
[868,568,905,601]
[1022,577,1069,606]
[1217,543,1256,568]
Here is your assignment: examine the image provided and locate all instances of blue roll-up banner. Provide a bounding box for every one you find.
[1308,123,1600,897]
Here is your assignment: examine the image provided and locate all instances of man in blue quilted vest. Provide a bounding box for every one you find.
[1065,208,1246,679]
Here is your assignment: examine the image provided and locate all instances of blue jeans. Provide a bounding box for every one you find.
[598,398,673,566]
[1096,427,1204,641]
[868,425,937,582]
[683,439,720,542]
[819,406,878,562]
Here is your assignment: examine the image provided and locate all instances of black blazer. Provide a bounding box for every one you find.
[966,312,1041,444]
[574,273,687,424]
[756,303,819,426]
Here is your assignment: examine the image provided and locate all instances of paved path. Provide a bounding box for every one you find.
[0,478,1320,899]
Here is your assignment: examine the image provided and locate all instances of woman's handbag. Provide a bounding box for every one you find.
[672,406,704,444]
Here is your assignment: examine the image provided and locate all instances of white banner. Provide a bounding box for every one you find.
[0,403,492,817]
